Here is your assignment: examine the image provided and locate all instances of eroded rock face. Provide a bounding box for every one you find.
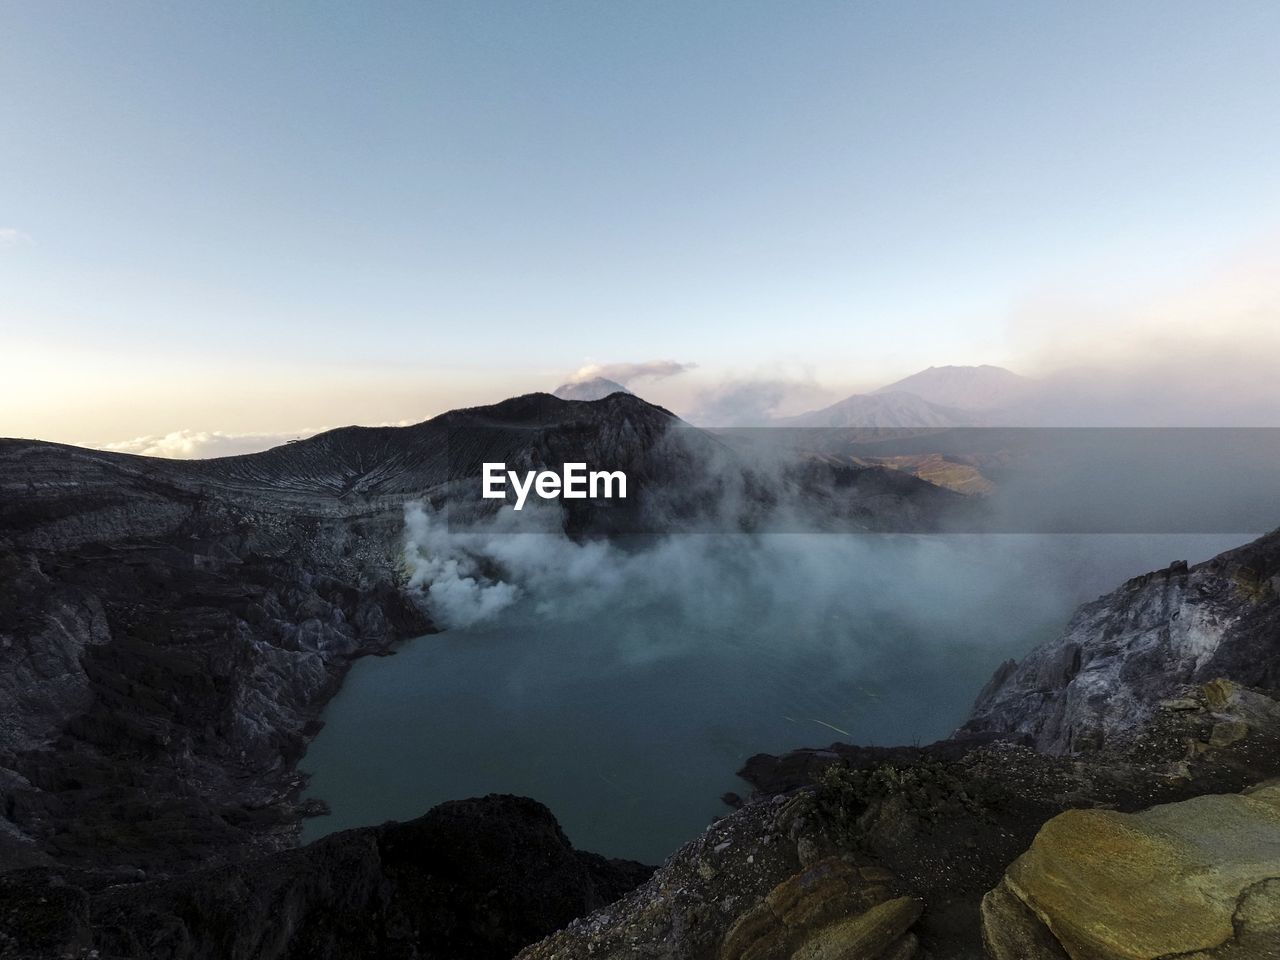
[0,529,428,874]
[962,529,1280,754]
[0,436,437,875]
[982,782,1280,959]
[0,552,111,753]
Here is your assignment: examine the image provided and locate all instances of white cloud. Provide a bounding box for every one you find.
[0,228,33,249]
[568,360,697,385]
[97,428,324,459]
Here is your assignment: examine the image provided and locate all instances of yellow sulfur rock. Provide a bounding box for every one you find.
[983,783,1280,959]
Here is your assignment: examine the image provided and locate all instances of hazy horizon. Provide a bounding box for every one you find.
[4,2,1280,451]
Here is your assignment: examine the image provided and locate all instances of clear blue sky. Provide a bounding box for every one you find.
[3,1,1279,445]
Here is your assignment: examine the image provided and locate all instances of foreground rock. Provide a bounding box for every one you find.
[983,781,1280,959]
[0,794,652,960]
[718,857,921,960]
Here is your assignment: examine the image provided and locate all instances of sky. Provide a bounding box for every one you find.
[3,1,1280,452]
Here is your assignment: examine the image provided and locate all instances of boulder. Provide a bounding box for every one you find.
[719,857,920,960]
[789,898,922,960]
[982,782,1280,958]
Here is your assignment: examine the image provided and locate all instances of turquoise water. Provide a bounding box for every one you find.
[300,534,1248,862]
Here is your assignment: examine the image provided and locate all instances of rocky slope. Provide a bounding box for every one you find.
[961,528,1280,753]
[0,444,429,876]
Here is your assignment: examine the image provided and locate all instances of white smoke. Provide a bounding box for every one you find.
[404,500,655,628]
[401,502,1245,647]
[568,360,697,386]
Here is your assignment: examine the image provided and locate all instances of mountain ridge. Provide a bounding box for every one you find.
[873,364,1032,411]
[774,390,977,430]
[1,392,681,512]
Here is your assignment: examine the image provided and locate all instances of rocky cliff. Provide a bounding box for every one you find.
[0,439,428,876]
[961,528,1280,753]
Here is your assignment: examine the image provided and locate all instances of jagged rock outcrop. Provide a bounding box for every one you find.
[512,740,1070,960]
[982,781,1280,959]
[961,528,1280,753]
[0,794,652,960]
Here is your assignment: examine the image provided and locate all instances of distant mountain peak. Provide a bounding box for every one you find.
[552,377,633,402]
[776,390,976,429]
[874,364,1030,412]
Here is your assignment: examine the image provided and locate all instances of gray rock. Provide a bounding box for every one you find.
[961,530,1280,753]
